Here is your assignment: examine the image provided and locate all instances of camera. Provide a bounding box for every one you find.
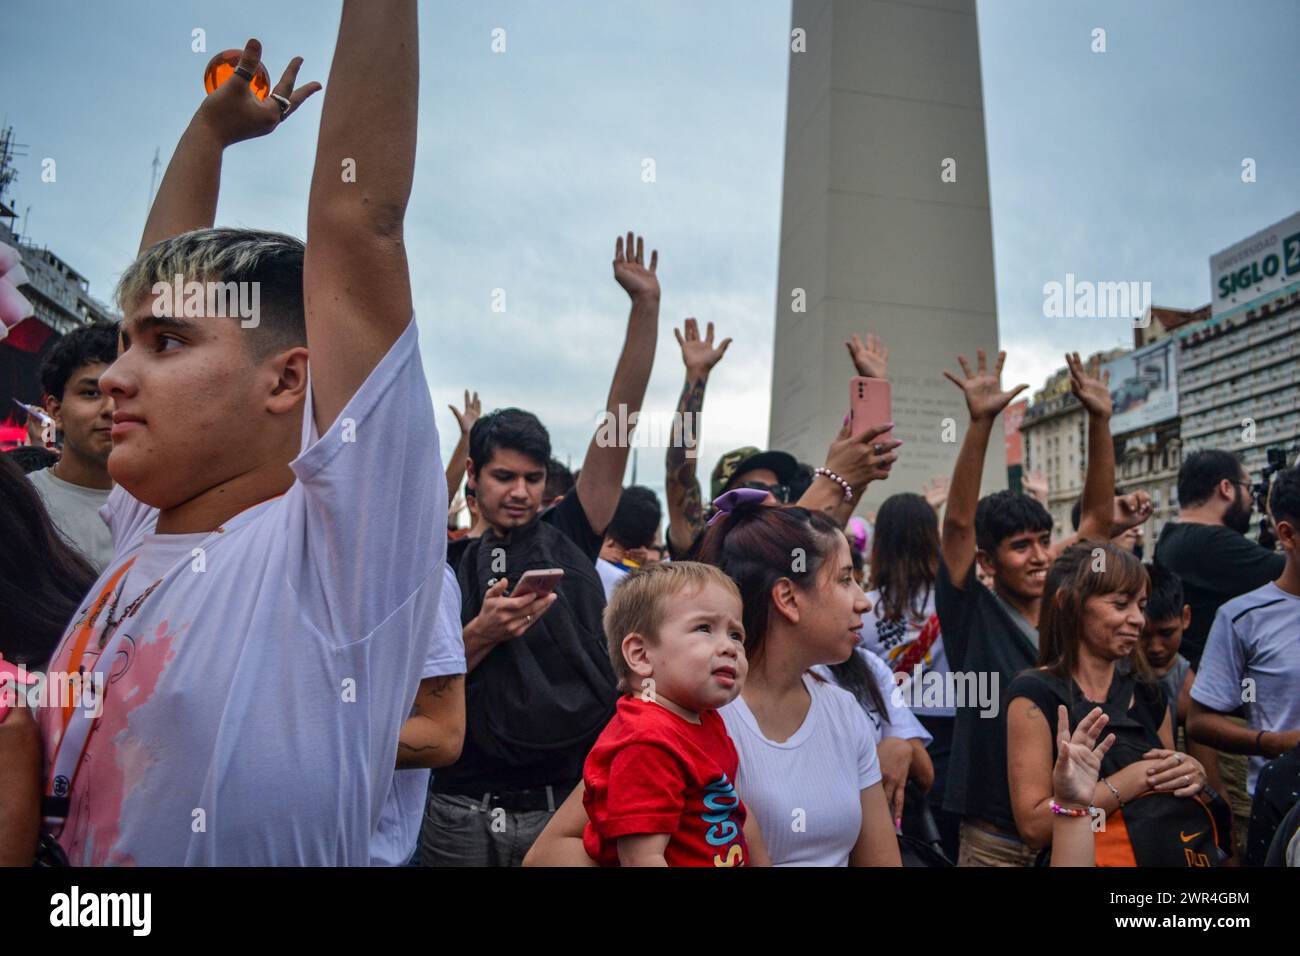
[1252,447,1291,549]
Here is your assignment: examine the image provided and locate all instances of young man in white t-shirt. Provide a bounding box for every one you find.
[1189,465,1300,797]
[35,7,454,865]
[27,323,119,571]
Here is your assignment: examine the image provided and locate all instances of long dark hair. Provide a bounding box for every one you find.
[695,500,885,715]
[0,454,98,668]
[868,492,939,623]
[1038,542,1153,684]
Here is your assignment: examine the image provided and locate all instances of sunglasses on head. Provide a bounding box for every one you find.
[736,481,791,503]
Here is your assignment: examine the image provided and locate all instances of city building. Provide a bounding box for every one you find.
[1175,211,1300,481]
[1,126,116,447]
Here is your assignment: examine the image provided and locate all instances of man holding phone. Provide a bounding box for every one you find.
[420,233,660,867]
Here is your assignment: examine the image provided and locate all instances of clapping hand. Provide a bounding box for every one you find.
[195,38,321,147]
[943,350,1027,423]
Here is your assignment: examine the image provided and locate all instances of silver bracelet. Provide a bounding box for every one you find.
[813,467,853,502]
[1103,776,1124,808]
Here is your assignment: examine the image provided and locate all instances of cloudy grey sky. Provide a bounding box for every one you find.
[4,0,1298,510]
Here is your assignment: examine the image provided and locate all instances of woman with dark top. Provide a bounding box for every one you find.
[0,453,99,669]
[1,453,100,865]
[1006,542,1208,858]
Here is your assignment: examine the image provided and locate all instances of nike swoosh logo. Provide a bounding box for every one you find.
[1180,830,1204,843]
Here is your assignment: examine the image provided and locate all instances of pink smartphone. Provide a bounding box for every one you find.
[511,568,564,600]
[850,376,892,441]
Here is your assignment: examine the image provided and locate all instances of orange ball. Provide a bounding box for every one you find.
[203,50,271,101]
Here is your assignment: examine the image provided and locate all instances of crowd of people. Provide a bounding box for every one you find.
[2,0,1298,869]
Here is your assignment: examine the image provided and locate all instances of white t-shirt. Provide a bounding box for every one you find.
[721,674,882,867]
[595,557,628,602]
[371,564,465,866]
[39,316,447,865]
[813,649,932,746]
[1190,581,1300,795]
[860,588,953,717]
[27,467,113,572]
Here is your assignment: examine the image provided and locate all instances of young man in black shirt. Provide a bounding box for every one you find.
[421,233,660,867]
[937,351,1136,866]
[1153,449,1285,670]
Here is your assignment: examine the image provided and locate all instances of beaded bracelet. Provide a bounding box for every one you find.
[813,467,853,502]
[1050,800,1100,818]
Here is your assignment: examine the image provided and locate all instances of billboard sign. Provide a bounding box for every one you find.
[1210,211,1300,318]
[1103,338,1178,435]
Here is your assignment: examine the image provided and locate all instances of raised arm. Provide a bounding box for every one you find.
[797,331,899,526]
[305,0,418,432]
[575,232,660,536]
[940,351,1027,588]
[1068,353,1120,542]
[664,318,730,555]
[141,38,319,252]
[445,390,481,508]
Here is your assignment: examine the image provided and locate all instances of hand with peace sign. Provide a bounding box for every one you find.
[196,38,322,147]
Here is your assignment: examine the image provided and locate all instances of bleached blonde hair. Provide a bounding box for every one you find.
[116,228,306,355]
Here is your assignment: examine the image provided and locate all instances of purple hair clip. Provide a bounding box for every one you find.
[707,487,771,527]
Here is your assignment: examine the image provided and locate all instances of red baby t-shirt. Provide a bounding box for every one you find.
[582,695,748,867]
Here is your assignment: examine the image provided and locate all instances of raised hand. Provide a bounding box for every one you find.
[196,38,321,146]
[942,350,1027,423]
[1022,469,1049,506]
[449,389,481,437]
[846,332,889,380]
[674,318,731,378]
[613,231,659,301]
[1066,352,1112,419]
[1052,705,1115,808]
[921,475,949,514]
[823,421,901,488]
[1111,490,1153,535]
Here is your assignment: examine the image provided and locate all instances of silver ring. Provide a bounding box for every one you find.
[873,443,884,454]
[1184,775,1190,786]
[233,65,254,82]
[1174,753,1183,763]
[270,92,292,115]
[525,614,532,624]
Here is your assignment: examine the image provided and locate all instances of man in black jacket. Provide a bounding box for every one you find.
[421,233,660,866]
[1154,449,1284,670]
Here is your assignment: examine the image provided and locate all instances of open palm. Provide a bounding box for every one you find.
[675,318,731,376]
[943,350,1027,422]
[613,231,659,300]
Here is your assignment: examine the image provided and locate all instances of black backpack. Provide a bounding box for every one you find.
[458,518,618,768]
